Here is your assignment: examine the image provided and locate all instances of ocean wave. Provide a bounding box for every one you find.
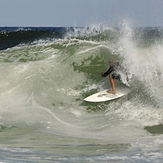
[1,24,163,162]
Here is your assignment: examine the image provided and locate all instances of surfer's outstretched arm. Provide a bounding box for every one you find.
[101,66,114,77]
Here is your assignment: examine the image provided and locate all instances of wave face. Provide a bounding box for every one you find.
[1,24,163,162]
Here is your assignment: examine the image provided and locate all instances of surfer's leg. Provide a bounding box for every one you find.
[107,74,116,94]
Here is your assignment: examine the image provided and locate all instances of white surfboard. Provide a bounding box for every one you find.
[84,88,130,102]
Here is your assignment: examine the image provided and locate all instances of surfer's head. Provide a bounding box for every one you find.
[109,59,115,65]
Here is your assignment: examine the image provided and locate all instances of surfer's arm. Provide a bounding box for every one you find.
[101,66,114,77]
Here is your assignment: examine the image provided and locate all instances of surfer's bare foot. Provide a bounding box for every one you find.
[107,90,116,94]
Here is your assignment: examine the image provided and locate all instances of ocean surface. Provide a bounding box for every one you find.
[0,24,163,162]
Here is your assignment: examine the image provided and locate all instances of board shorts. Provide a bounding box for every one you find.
[112,73,121,80]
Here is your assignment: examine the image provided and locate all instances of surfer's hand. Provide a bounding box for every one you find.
[101,71,104,76]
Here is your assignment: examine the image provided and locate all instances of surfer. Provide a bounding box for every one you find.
[101,60,128,94]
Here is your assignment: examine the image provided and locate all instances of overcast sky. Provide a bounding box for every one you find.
[0,0,163,27]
